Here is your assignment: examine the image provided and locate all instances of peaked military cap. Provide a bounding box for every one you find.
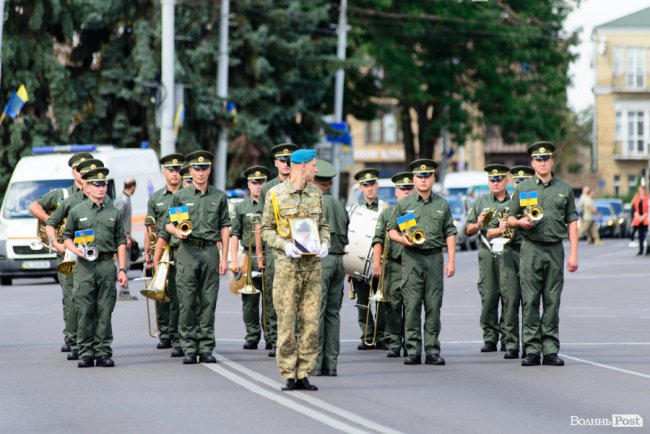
[82,167,110,182]
[68,152,94,169]
[354,168,379,183]
[160,153,185,168]
[528,141,555,159]
[484,164,510,178]
[244,165,270,181]
[391,171,414,186]
[409,159,438,174]
[186,150,213,166]
[314,159,337,181]
[510,165,535,179]
[271,143,299,159]
[77,158,105,175]
[180,165,192,180]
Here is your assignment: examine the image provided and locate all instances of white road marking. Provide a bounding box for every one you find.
[560,354,650,380]
[212,352,404,434]
[203,362,370,434]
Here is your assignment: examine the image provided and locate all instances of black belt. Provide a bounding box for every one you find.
[527,239,562,246]
[183,238,215,248]
[407,247,442,255]
[97,252,115,261]
[329,252,345,256]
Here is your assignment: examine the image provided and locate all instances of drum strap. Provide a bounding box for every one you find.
[272,192,291,237]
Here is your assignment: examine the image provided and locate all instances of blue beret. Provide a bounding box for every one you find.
[290,149,316,164]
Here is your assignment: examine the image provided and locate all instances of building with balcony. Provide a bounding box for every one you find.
[593,7,650,197]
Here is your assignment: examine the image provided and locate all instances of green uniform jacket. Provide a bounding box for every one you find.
[507,175,578,242]
[321,191,349,254]
[373,205,403,260]
[261,180,330,270]
[231,196,263,251]
[47,190,87,229]
[148,187,180,248]
[465,193,510,249]
[388,192,457,249]
[63,200,126,253]
[161,185,230,242]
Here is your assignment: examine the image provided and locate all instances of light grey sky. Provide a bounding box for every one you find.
[565,0,650,112]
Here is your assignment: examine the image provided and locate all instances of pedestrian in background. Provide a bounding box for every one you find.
[577,186,602,246]
[114,177,137,300]
[631,186,649,256]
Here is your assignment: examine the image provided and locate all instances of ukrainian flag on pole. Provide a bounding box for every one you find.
[1,84,29,125]
[169,206,189,222]
[397,212,416,231]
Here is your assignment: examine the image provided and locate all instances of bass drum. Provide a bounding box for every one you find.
[344,204,380,281]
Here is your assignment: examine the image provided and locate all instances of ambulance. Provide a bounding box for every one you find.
[0,145,164,285]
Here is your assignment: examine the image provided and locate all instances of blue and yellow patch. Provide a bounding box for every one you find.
[74,229,94,244]
[169,206,189,222]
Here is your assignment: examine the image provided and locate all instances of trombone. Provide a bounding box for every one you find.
[238,215,261,296]
[358,230,389,347]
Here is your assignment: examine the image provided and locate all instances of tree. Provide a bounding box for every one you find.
[349,0,580,163]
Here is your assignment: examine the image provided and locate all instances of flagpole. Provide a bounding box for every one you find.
[0,112,5,126]
[0,0,5,88]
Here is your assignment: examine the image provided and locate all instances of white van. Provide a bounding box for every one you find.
[0,145,164,285]
[346,177,442,208]
[442,171,488,197]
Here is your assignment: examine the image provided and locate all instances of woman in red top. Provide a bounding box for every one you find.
[631,186,649,256]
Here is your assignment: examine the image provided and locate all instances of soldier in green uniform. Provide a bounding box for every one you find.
[351,167,388,350]
[464,164,511,353]
[311,159,349,377]
[261,149,330,391]
[388,159,456,366]
[507,142,579,367]
[180,165,192,188]
[259,143,299,356]
[229,165,271,350]
[62,167,128,368]
[372,171,414,358]
[47,158,105,361]
[145,153,184,355]
[160,150,230,365]
[489,165,534,359]
[28,151,93,353]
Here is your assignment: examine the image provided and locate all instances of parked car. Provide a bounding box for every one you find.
[596,198,627,238]
[594,202,618,238]
[445,195,478,251]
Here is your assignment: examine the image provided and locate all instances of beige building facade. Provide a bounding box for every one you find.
[593,7,650,197]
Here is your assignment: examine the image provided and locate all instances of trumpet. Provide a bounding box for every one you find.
[404,228,426,245]
[80,243,98,261]
[178,220,192,237]
[526,205,543,222]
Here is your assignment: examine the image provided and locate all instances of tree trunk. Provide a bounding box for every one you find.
[417,102,442,161]
[401,103,415,163]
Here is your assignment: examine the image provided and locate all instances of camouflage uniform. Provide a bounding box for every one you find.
[261,180,330,380]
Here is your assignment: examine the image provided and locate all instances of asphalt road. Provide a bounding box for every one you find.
[1,239,648,434]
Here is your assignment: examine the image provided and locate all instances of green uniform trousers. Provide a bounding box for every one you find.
[274,266,321,381]
[241,274,270,344]
[59,269,76,348]
[519,239,564,355]
[316,254,345,371]
[477,245,502,345]
[401,249,444,357]
[73,258,117,358]
[353,277,386,345]
[263,251,278,347]
[384,258,405,353]
[499,244,521,351]
[175,242,220,354]
[155,253,180,347]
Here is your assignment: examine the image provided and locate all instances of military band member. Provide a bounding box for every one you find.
[388,159,456,366]
[28,151,93,353]
[490,165,535,359]
[372,171,414,358]
[261,149,330,391]
[47,158,105,361]
[180,165,192,188]
[63,167,128,367]
[507,142,578,367]
[146,153,185,355]
[229,165,271,350]
[160,150,230,365]
[351,167,388,350]
[259,143,299,356]
[312,159,349,376]
[464,164,510,353]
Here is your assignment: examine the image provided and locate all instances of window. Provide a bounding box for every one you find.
[625,47,644,88]
[615,111,622,140]
[383,113,397,143]
[613,175,621,197]
[628,175,637,194]
[613,47,623,77]
[366,119,382,143]
[616,103,649,156]
[626,111,644,154]
[365,112,401,144]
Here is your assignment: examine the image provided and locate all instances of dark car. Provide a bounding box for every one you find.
[596,198,627,238]
[445,195,478,251]
[594,203,618,238]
